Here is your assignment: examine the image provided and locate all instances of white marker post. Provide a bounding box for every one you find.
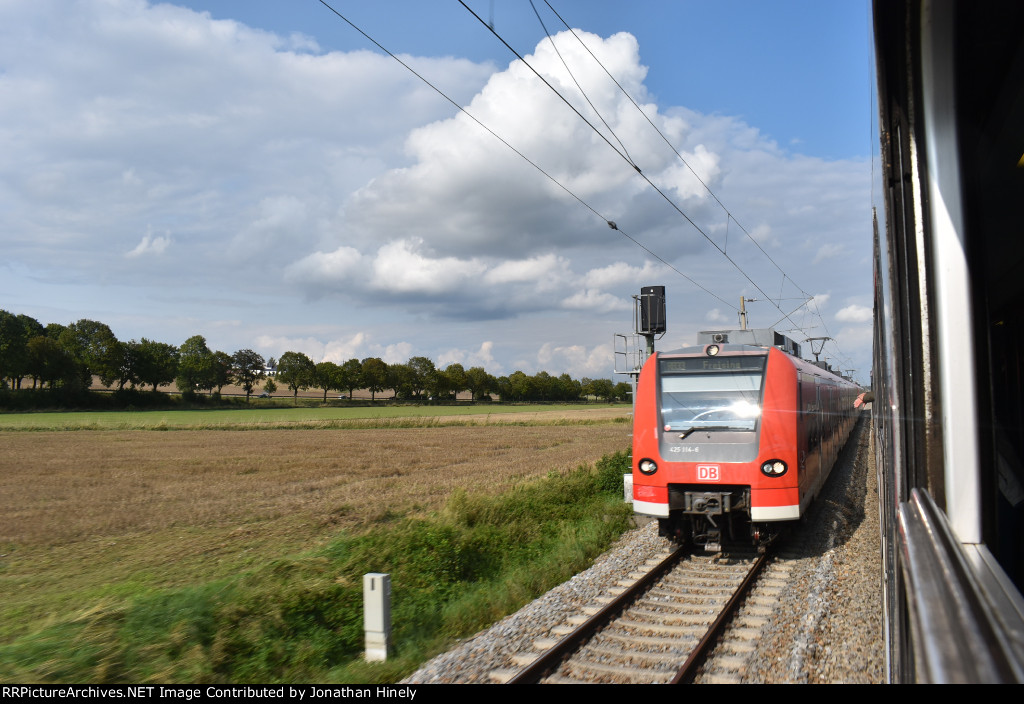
[363,573,391,662]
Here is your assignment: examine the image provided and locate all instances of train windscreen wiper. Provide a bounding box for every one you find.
[669,422,755,439]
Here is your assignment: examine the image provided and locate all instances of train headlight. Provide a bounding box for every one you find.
[760,459,788,477]
[638,458,658,475]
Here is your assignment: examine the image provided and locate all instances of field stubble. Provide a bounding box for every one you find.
[0,421,629,642]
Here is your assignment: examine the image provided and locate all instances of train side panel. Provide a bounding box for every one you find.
[871,0,1024,681]
[752,348,800,520]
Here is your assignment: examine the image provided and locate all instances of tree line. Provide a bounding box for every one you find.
[0,310,631,404]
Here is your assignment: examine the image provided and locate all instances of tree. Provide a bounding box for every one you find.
[587,378,615,402]
[533,371,555,401]
[388,363,414,400]
[232,349,265,401]
[465,366,492,401]
[211,351,233,394]
[427,366,452,400]
[338,358,362,399]
[556,373,582,402]
[612,381,632,403]
[58,319,120,389]
[406,356,436,399]
[506,371,533,402]
[361,357,388,401]
[110,340,136,390]
[443,363,467,400]
[0,310,31,388]
[315,361,341,401]
[277,351,316,402]
[26,335,74,390]
[134,339,179,392]
[176,335,216,395]
[494,375,511,402]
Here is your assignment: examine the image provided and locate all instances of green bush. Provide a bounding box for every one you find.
[595,449,631,493]
[0,449,632,684]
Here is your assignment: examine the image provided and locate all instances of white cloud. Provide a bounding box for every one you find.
[284,247,365,288]
[836,304,872,323]
[380,341,414,365]
[370,238,487,295]
[254,334,328,362]
[705,308,730,323]
[344,29,731,260]
[319,333,368,364]
[234,195,309,256]
[437,341,499,371]
[653,144,721,201]
[813,242,846,265]
[484,254,568,286]
[0,0,494,285]
[126,231,171,258]
[0,2,872,380]
[562,289,631,312]
[537,342,615,378]
[583,260,664,289]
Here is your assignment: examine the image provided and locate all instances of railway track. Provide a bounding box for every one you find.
[499,542,769,684]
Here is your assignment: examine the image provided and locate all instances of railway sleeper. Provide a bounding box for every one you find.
[598,631,703,649]
[614,619,710,636]
[644,585,742,599]
[580,643,685,665]
[562,660,676,683]
[634,599,721,614]
[627,607,724,625]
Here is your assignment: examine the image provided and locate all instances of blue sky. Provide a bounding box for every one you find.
[0,0,873,382]
[182,0,872,159]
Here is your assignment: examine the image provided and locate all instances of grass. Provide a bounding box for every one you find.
[0,410,634,683]
[0,447,633,683]
[0,403,630,431]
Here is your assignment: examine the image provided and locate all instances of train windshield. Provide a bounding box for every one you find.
[659,356,766,433]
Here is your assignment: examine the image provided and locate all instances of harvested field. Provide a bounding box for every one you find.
[0,422,629,641]
[0,404,630,430]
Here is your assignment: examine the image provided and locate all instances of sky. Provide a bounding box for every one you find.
[0,0,874,383]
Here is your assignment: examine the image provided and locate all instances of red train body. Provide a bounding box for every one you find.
[631,339,859,550]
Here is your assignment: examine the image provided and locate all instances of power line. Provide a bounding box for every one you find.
[543,1,797,285]
[528,0,637,168]
[538,0,849,361]
[314,0,737,311]
[462,1,809,333]
[317,1,853,369]
[457,0,639,171]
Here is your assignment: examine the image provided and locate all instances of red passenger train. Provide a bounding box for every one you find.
[631,328,859,550]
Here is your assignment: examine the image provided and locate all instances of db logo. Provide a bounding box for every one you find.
[697,465,720,481]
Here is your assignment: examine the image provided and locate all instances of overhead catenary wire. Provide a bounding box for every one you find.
[542,1,799,283]
[456,0,639,171]
[314,0,738,312]
[528,0,638,169]
[537,0,852,366]
[461,1,809,335]
[317,1,852,372]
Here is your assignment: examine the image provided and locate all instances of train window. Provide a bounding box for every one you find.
[659,362,766,433]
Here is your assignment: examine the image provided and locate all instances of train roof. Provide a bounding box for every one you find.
[697,328,802,358]
[656,341,857,385]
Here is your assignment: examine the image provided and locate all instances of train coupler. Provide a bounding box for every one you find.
[751,524,782,551]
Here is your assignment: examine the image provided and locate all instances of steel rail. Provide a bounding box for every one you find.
[670,550,769,684]
[507,541,689,684]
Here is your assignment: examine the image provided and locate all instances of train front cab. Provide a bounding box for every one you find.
[632,344,856,550]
